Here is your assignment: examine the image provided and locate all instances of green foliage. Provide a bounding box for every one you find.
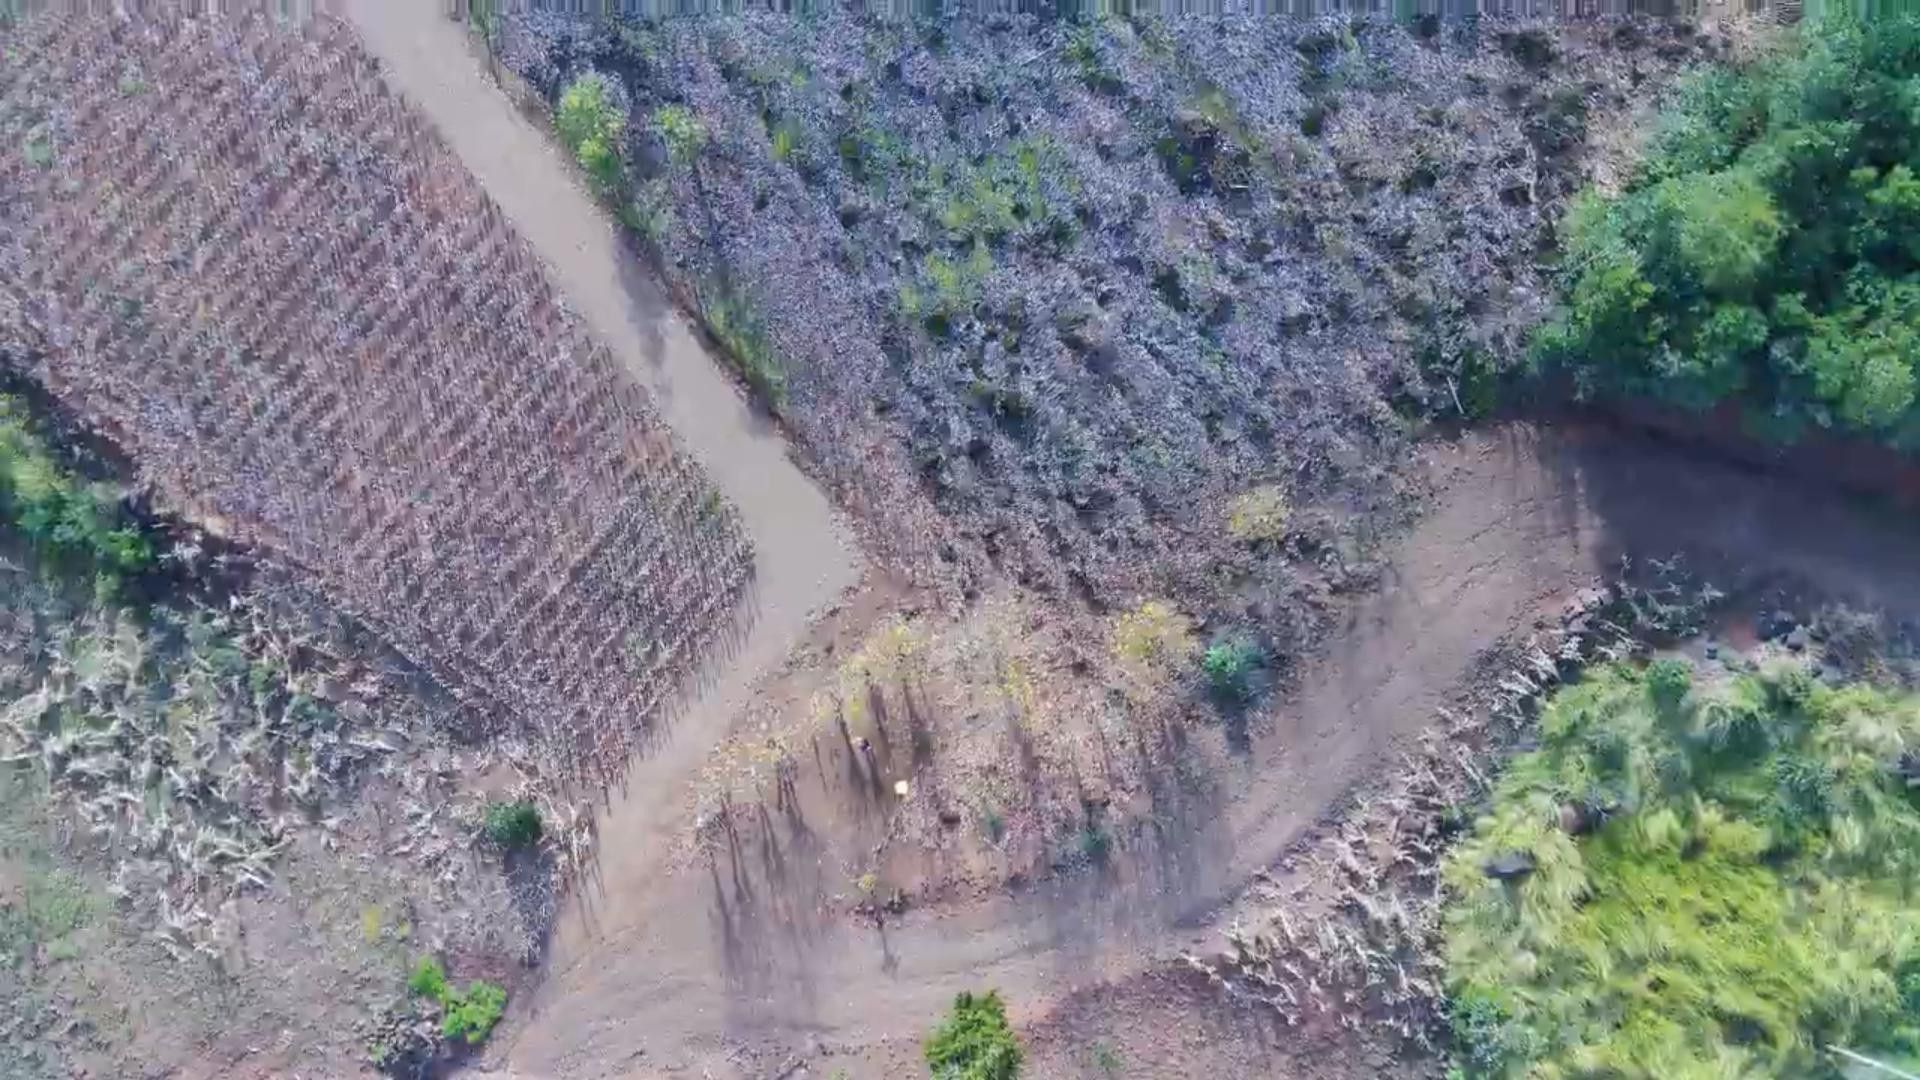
[925,990,1023,1080]
[651,103,707,168]
[1443,662,1920,1078]
[1536,15,1920,446]
[407,955,448,1000]
[1202,638,1262,703]
[0,396,153,591]
[556,72,625,199]
[406,955,507,1046]
[482,800,542,850]
[699,285,788,408]
[441,980,507,1044]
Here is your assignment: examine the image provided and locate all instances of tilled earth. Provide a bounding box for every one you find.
[0,13,753,787]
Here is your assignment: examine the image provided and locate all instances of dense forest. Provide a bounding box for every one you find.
[1537,15,1920,446]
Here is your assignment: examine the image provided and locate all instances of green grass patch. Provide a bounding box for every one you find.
[1444,661,1920,1077]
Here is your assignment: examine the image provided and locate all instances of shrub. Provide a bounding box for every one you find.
[925,990,1023,1080]
[407,955,448,1000]
[1225,485,1290,545]
[651,103,706,168]
[1443,663,1920,1077]
[407,955,508,1047]
[1202,638,1262,703]
[1534,15,1920,447]
[556,72,625,198]
[442,979,507,1044]
[0,396,154,587]
[482,799,542,849]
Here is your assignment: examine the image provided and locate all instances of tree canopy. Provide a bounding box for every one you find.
[1535,15,1920,446]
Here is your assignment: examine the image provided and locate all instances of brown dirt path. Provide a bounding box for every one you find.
[496,422,1920,1080]
[337,10,1920,1079]
[333,0,863,1061]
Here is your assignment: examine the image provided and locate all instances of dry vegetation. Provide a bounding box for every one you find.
[0,14,752,787]
[499,10,1714,630]
[0,11,763,1078]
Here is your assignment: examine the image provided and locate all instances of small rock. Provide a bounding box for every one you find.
[1786,626,1810,652]
[1482,851,1535,880]
[1704,641,1720,660]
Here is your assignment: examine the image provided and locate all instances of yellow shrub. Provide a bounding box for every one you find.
[1226,485,1290,544]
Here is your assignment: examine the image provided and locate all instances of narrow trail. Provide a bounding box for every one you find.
[340,10,1920,1080]
[335,0,862,1049]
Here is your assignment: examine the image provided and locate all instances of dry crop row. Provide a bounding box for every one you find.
[0,14,752,782]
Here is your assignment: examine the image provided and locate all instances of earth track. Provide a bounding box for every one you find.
[342,9,1920,1080]
[335,0,863,1059]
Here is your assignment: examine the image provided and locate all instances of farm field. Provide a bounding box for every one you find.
[0,10,785,1078]
[0,14,754,788]
[6,4,1920,1080]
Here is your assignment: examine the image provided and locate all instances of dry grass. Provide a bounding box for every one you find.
[0,14,751,785]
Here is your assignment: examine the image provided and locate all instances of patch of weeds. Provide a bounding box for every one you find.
[979,805,1005,844]
[652,103,707,168]
[481,800,542,850]
[1110,599,1195,696]
[902,242,993,337]
[769,119,800,163]
[21,130,52,169]
[556,72,625,199]
[1202,637,1263,704]
[1090,1041,1123,1075]
[619,177,675,247]
[837,119,911,196]
[924,989,1023,1080]
[928,138,1076,248]
[1225,485,1290,545]
[404,955,507,1046]
[1072,821,1111,865]
[699,285,789,409]
[0,395,154,594]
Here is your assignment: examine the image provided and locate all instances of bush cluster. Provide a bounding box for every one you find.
[407,956,508,1046]
[1536,15,1920,446]
[1444,662,1920,1077]
[482,799,543,850]
[0,396,153,591]
[556,72,625,198]
[924,990,1023,1080]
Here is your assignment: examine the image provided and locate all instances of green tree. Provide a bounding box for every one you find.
[1535,14,1920,447]
[925,990,1022,1080]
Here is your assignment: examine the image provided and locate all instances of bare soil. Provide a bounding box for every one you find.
[334,11,1920,1079]
[470,420,1920,1078]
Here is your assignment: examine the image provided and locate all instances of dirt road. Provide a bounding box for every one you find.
[340,9,1920,1078]
[497,421,1920,1079]
[335,0,864,1057]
